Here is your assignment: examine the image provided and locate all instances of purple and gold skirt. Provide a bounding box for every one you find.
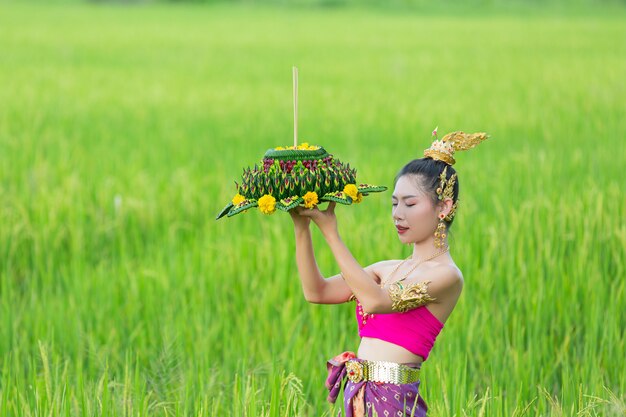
[326,351,428,417]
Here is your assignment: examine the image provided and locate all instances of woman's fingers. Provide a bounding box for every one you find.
[290,206,307,216]
[291,206,310,215]
[297,207,319,217]
[290,202,335,218]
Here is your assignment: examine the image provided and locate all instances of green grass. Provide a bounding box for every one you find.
[0,2,625,416]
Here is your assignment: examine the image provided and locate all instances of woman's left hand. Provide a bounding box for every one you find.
[291,202,338,237]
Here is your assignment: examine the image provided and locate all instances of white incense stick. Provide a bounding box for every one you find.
[293,66,298,148]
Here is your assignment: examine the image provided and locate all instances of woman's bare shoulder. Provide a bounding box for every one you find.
[412,262,464,295]
[435,262,464,283]
[365,259,403,271]
[363,259,403,284]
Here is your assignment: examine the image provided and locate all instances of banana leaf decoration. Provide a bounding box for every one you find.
[216,145,387,219]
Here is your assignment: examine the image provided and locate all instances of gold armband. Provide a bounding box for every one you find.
[388,280,436,313]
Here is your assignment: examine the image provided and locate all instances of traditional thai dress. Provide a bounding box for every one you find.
[325,303,444,417]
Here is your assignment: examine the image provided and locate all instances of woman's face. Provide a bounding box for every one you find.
[392,175,441,244]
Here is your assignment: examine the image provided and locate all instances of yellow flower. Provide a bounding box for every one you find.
[258,194,276,214]
[302,191,318,209]
[275,143,320,151]
[232,193,246,206]
[343,184,359,200]
[297,142,320,150]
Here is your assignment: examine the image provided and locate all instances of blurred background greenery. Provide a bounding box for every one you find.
[0,0,624,416]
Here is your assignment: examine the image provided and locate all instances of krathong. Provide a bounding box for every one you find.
[216,68,386,219]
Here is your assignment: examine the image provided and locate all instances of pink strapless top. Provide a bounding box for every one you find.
[356,302,444,361]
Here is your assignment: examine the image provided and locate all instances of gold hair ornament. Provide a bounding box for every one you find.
[423,130,489,166]
[425,129,489,233]
[437,166,458,222]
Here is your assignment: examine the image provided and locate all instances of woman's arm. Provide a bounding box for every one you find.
[295,203,463,314]
[293,202,388,312]
[290,208,354,304]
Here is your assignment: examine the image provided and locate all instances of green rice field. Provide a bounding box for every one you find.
[0,2,625,416]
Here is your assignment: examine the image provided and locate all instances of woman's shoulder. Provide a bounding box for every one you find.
[411,262,464,297]
[428,260,463,275]
[364,259,404,271]
[364,259,404,284]
[367,258,462,273]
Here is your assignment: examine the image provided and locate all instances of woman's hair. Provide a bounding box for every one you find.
[394,158,459,228]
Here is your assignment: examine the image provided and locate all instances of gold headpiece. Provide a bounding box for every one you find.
[423,129,489,166]
[425,128,489,222]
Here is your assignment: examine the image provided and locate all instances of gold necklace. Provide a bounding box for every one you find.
[380,246,450,288]
[358,246,449,325]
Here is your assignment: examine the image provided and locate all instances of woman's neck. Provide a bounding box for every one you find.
[411,240,449,262]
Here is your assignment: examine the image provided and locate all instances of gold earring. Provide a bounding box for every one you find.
[434,213,447,248]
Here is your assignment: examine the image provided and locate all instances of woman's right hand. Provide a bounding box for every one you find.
[289,207,311,230]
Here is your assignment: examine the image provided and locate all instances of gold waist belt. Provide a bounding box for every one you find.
[345,359,421,384]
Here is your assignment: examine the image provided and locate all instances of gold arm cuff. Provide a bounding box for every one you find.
[388,280,436,313]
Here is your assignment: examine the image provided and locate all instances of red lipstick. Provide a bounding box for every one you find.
[396,225,408,234]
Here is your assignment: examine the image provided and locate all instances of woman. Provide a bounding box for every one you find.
[289,131,488,416]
